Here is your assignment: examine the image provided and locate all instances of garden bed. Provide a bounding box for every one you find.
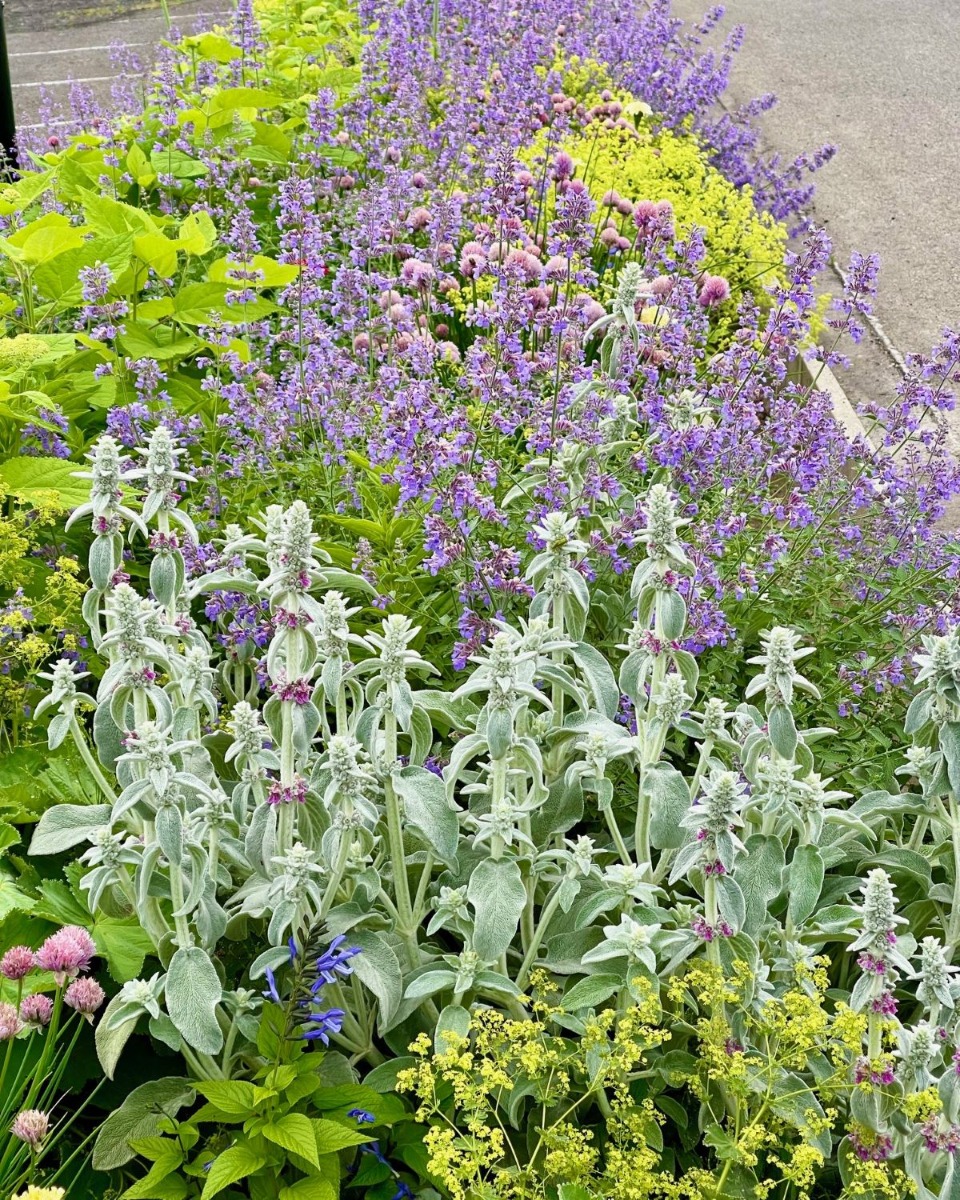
[0,3,959,1200]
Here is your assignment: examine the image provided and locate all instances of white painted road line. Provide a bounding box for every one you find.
[13,75,120,89]
[10,43,149,57]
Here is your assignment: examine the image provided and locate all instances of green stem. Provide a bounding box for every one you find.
[516,887,563,990]
[68,716,117,803]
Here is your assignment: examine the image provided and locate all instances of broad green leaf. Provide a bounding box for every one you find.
[133,232,179,277]
[561,973,622,1011]
[279,1180,336,1200]
[201,1141,267,1200]
[178,210,217,255]
[208,253,299,289]
[0,878,34,922]
[264,1113,319,1167]
[312,1117,374,1153]
[126,143,156,187]
[208,86,285,113]
[0,455,88,509]
[94,918,154,984]
[33,234,133,304]
[20,223,87,264]
[80,189,159,236]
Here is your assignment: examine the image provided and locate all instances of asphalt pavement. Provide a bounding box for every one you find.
[6,0,228,133]
[670,0,960,486]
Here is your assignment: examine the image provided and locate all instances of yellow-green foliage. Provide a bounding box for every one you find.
[568,119,786,300]
[0,500,84,747]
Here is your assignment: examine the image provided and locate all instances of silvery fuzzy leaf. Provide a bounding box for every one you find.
[149,552,182,609]
[667,838,703,886]
[767,704,798,758]
[82,587,104,647]
[349,929,403,1031]
[940,722,960,795]
[716,875,745,932]
[321,654,343,705]
[135,843,165,909]
[619,650,654,706]
[561,973,623,1011]
[155,804,183,865]
[657,588,686,641]
[292,701,321,753]
[47,712,72,751]
[787,844,825,926]
[468,857,526,963]
[403,969,457,1002]
[176,843,211,918]
[532,770,584,844]
[261,695,285,747]
[737,834,785,934]
[434,1003,471,1054]
[29,803,113,856]
[408,704,433,767]
[905,689,934,735]
[165,946,224,1054]
[89,533,122,591]
[671,649,699,699]
[536,663,588,714]
[148,1012,183,1053]
[393,765,460,864]
[557,875,581,913]
[570,640,619,719]
[92,1076,196,1170]
[391,681,415,733]
[354,704,381,756]
[268,899,298,944]
[95,994,143,1079]
[647,763,690,850]
[194,887,229,952]
[564,592,588,642]
[248,943,289,980]
[244,801,274,872]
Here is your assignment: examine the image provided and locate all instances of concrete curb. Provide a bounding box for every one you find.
[795,354,872,445]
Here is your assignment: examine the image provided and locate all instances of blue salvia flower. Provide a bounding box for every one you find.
[300,1005,345,1044]
[347,1108,376,1124]
[262,967,281,1003]
[312,935,361,988]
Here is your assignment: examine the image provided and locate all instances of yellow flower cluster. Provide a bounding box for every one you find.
[0,504,85,742]
[841,1160,916,1199]
[902,1085,941,1123]
[11,1188,67,1200]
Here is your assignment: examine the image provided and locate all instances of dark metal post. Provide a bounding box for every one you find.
[0,1,16,175]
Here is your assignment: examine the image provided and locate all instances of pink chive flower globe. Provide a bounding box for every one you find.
[64,977,106,1022]
[698,273,732,308]
[35,926,96,985]
[0,1001,22,1040]
[10,1109,49,1148]
[0,945,35,980]
[19,994,54,1028]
